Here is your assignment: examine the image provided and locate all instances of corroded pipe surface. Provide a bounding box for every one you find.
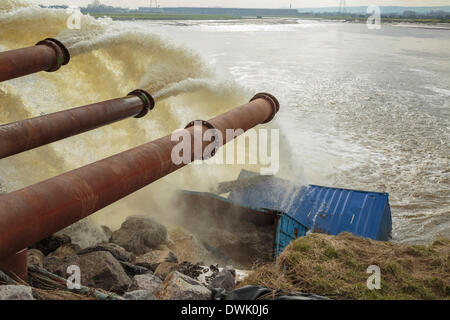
[0,93,279,261]
[0,38,70,82]
[0,89,154,159]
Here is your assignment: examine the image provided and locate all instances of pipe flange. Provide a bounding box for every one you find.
[185,120,221,160]
[35,38,70,72]
[250,92,280,124]
[128,89,155,118]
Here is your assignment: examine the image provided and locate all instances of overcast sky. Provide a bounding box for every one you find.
[28,0,450,9]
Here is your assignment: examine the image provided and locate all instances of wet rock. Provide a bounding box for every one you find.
[27,249,44,268]
[44,251,131,294]
[154,262,178,280]
[135,250,178,271]
[123,290,157,300]
[30,234,71,255]
[133,274,163,294]
[207,269,236,292]
[78,243,134,262]
[110,216,167,255]
[120,261,151,277]
[0,285,34,300]
[47,243,81,259]
[157,271,211,300]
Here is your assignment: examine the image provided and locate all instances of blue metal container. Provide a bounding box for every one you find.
[228,170,392,241]
[274,213,308,257]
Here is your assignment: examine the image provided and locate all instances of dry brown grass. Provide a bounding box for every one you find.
[241,233,450,300]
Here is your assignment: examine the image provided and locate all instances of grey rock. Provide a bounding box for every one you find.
[110,216,167,255]
[44,251,131,294]
[135,250,178,271]
[0,285,34,300]
[208,270,236,292]
[27,249,44,268]
[30,234,71,255]
[133,274,163,294]
[123,290,157,300]
[79,243,135,262]
[120,261,151,276]
[157,271,211,300]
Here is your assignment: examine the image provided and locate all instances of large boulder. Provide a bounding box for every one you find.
[133,274,163,294]
[135,250,178,271]
[30,234,71,255]
[157,271,211,300]
[0,285,34,300]
[44,251,132,293]
[27,249,44,268]
[123,290,157,300]
[78,243,134,262]
[110,216,167,255]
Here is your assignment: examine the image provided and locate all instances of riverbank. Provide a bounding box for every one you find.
[242,233,450,300]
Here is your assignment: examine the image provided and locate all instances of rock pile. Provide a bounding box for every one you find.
[0,215,243,300]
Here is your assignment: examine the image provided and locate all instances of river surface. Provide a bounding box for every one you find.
[133,19,450,244]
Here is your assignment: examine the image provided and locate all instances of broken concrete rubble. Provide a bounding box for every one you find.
[157,271,212,300]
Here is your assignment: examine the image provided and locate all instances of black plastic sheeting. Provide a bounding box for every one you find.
[212,285,330,300]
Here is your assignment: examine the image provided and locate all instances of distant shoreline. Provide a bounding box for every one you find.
[89,13,450,25]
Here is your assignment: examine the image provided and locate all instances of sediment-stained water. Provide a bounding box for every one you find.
[140,19,450,244]
[0,1,448,245]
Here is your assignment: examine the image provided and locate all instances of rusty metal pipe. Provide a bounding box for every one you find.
[0,93,279,262]
[0,38,70,82]
[0,89,154,159]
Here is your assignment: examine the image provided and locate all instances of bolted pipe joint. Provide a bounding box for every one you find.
[128,89,155,118]
[250,92,280,124]
[35,38,70,72]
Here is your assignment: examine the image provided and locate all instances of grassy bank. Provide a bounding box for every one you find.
[241,233,450,300]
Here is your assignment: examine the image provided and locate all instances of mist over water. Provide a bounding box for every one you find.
[0,1,448,245]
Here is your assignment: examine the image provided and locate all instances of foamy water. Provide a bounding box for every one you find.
[136,19,450,244]
[0,2,448,245]
[0,1,291,245]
